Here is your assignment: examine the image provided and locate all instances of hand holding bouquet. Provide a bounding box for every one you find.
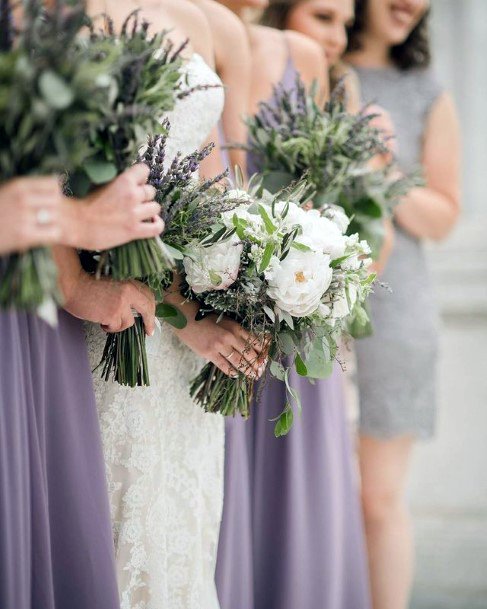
[71,10,192,281]
[0,0,116,314]
[184,178,374,436]
[97,128,229,387]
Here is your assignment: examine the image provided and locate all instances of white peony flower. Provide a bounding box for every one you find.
[184,236,243,294]
[265,249,333,318]
[324,283,358,321]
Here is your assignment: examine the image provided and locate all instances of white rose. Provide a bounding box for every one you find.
[326,205,350,234]
[226,189,252,202]
[184,236,243,294]
[265,249,333,318]
[273,200,308,228]
[299,212,347,260]
[341,235,372,270]
[221,204,263,235]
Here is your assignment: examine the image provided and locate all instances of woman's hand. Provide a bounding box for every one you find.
[163,277,266,378]
[61,164,165,250]
[68,276,156,335]
[52,246,156,335]
[0,177,63,255]
[180,314,267,378]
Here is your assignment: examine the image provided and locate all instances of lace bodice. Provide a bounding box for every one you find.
[164,53,224,165]
[86,53,225,609]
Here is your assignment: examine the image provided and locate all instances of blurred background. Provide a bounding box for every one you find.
[409,1,487,607]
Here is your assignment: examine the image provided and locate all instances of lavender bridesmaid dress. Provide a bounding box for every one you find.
[0,307,120,609]
[216,53,371,609]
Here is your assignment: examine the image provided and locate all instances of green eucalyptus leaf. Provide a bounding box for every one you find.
[274,407,294,437]
[259,242,274,273]
[156,303,187,329]
[83,160,118,185]
[258,204,277,234]
[295,353,308,376]
[39,71,74,109]
[269,360,286,381]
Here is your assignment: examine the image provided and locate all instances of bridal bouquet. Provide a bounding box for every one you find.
[0,0,116,313]
[243,77,417,259]
[71,10,191,281]
[185,178,374,436]
[97,128,229,387]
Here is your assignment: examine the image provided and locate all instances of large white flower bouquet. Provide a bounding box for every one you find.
[185,179,374,436]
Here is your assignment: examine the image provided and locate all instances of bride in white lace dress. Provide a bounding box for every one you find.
[85,2,262,608]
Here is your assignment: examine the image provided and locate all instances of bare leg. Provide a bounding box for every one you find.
[359,434,415,609]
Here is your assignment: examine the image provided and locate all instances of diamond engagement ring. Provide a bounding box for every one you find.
[36,208,52,226]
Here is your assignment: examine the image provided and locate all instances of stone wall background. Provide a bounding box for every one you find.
[409,2,487,607]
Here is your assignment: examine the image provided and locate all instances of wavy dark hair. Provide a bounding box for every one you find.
[347,0,431,70]
[260,1,299,29]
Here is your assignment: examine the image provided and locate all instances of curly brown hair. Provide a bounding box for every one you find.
[347,0,431,70]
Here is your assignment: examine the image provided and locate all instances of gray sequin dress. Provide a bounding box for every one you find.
[353,65,444,440]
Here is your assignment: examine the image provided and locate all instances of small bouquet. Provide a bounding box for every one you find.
[184,177,374,436]
[71,10,191,281]
[243,76,418,259]
[0,0,116,314]
[97,127,229,387]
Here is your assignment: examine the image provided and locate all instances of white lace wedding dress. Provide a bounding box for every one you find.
[86,54,225,609]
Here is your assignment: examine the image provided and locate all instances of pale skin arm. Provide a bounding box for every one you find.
[52,245,156,335]
[287,30,329,103]
[0,177,63,255]
[394,92,461,241]
[211,4,252,174]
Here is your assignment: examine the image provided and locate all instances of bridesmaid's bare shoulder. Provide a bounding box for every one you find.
[193,0,249,72]
[284,30,328,96]
[162,0,214,66]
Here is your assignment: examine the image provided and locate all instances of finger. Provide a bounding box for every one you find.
[125,163,150,185]
[225,339,260,377]
[236,327,264,354]
[17,176,62,194]
[140,184,157,202]
[134,217,165,239]
[213,354,239,378]
[28,225,62,247]
[134,202,161,221]
[103,316,125,333]
[234,338,261,372]
[119,312,136,333]
[27,193,63,210]
[130,289,155,337]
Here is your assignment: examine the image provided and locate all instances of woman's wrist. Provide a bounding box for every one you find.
[59,197,89,249]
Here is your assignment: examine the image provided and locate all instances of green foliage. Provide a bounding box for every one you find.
[0,0,117,312]
[243,75,422,260]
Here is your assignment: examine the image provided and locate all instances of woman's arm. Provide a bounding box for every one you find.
[394,92,461,241]
[286,30,329,103]
[204,0,252,174]
[0,177,62,255]
[52,245,155,335]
